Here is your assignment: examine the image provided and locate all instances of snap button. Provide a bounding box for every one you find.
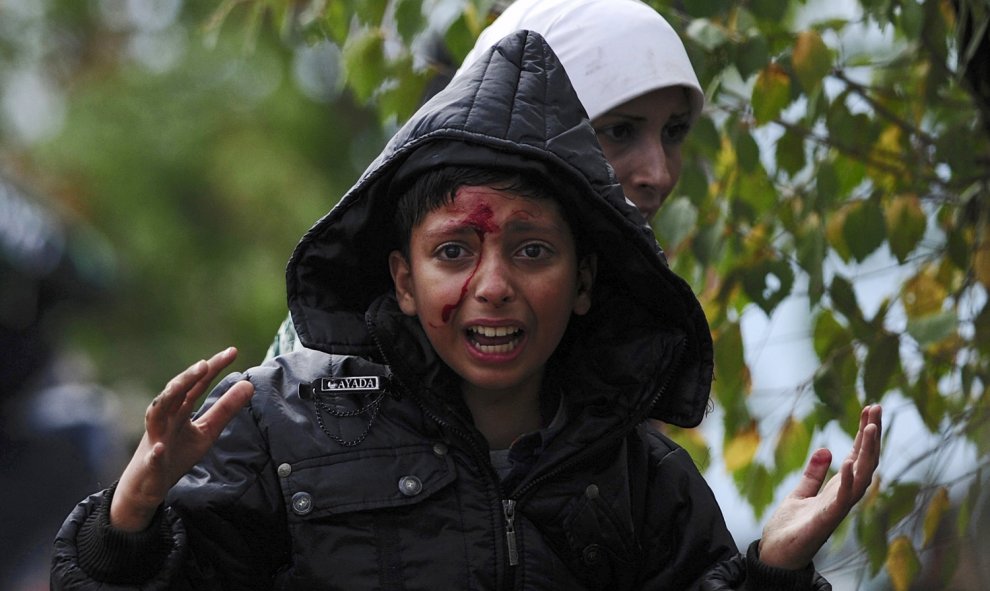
[291,492,313,515]
[585,484,599,499]
[582,543,602,565]
[398,475,423,497]
[277,463,292,478]
[432,442,448,456]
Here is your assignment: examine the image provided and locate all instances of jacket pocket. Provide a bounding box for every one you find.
[276,442,456,519]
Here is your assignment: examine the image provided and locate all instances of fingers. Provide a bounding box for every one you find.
[790,448,833,499]
[146,348,240,429]
[196,379,255,441]
[147,359,209,426]
[176,347,240,417]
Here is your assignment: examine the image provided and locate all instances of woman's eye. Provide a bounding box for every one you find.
[597,122,634,143]
[663,120,691,145]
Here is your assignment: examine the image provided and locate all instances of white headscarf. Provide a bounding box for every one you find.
[457,0,704,122]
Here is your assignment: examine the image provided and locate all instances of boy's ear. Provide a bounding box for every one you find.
[572,254,597,316]
[388,250,418,317]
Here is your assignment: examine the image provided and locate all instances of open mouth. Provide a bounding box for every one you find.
[467,325,523,354]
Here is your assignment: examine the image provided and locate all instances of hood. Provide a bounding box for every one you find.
[286,30,712,427]
[457,0,704,123]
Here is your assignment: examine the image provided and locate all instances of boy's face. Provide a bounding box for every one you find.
[389,185,595,398]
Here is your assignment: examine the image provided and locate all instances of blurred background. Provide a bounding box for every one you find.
[1,0,988,589]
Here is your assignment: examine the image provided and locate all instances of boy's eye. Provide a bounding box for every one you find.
[518,243,551,259]
[436,243,469,260]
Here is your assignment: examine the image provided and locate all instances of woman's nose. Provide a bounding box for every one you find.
[625,138,675,219]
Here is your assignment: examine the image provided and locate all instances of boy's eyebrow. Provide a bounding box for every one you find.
[502,216,569,234]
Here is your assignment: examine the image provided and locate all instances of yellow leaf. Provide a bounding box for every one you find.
[825,203,850,261]
[922,487,950,547]
[974,237,990,288]
[869,125,905,192]
[752,63,791,125]
[902,266,948,317]
[724,423,760,472]
[792,30,831,92]
[886,536,921,591]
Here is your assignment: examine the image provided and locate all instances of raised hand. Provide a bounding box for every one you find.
[110,347,255,532]
[757,404,883,570]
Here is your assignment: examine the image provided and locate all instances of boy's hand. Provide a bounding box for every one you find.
[110,347,254,532]
[757,404,882,570]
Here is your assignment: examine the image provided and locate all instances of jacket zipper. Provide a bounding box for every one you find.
[502,499,519,566]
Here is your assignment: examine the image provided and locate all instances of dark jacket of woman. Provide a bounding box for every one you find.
[51,31,827,591]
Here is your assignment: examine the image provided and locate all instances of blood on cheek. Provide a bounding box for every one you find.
[439,202,499,323]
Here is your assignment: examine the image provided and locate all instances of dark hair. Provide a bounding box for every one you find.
[393,165,586,259]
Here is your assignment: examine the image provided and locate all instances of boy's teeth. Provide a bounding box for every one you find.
[471,326,518,337]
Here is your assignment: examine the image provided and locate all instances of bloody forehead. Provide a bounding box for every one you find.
[440,200,498,236]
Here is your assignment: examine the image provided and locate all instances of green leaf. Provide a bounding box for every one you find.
[885,194,927,263]
[885,483,922,526]
[735,129,761,172]
[353,0,388,25]
[829,275,862,325]
[857,504,889,575]
[342,28,386,102]
[812,309,851,360]
[906,310,958,346]
[686,18,729,51]
[394,0,426,45]
[741,257,794,315]
[691,218,722,267]
[776,127,806,176]
[732,461,775,518]
[752,64,791,125]
[714,321,751,432]
[906,368,948,432]
[813,348,858,419]
[842,199,886,262]
[796,225,826,304]
[679,160,709,205]
[773,416,811,474]
[665,426,711,471]
[735,34,770,80]
[377,56,429,122]
[322,0,352,44]
[792,30,832,93]
[863,332,900,399]
[814,160,840,209]
[444,10,478,63]
[655,196,698,250]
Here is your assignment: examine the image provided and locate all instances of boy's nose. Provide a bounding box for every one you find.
[472,254,515,306]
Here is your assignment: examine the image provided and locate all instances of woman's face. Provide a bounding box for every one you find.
[592,87,692,222]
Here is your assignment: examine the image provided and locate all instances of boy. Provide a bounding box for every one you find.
[52,31,880,589]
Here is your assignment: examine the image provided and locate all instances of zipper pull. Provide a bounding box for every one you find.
[502,499,519,566]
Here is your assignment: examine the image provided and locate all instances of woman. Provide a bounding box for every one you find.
[458,0,703,223]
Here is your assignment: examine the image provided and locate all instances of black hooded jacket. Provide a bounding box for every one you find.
[51,31,827,590]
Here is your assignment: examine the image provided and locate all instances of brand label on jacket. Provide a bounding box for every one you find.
[318,376,380,392]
